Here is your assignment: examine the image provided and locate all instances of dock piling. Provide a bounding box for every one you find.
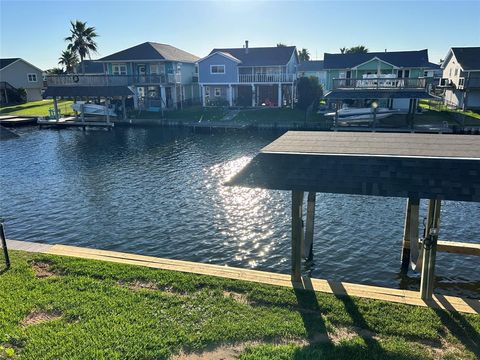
[291,191,304,282]
[420,199,441,300]
[303,192,316,261]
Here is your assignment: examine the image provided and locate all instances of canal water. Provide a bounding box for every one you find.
[1,126,479,297]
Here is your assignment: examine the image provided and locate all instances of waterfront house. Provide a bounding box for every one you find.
[198,41,298,107]
[322,49,436,110]
[439,47,480,110]
[297,60,326,90]
[1,58,44,104]
[45,42,200,111]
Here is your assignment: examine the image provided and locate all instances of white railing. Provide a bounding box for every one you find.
[46,74,182,87]
[238,73,296,83]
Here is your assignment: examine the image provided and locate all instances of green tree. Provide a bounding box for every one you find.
[58,49,79,73]
[65,20,99,74]
[345,45,369,54]
[276,43,287,47]
[45,67,65,75]
[298,48,310,61]
[296,76,323,116]
[340,47,347,54]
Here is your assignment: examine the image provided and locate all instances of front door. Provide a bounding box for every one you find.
[137,64,146,83]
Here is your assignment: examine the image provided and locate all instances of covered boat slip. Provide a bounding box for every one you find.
[227,131,480,301]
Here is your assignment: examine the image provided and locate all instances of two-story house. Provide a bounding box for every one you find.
[1,58,44,104]
[322,49,436,110]
[198,42,298,107]
[440,47,480,110]
[45,42,199,111]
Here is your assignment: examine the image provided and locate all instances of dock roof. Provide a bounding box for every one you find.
[227,131,480,202]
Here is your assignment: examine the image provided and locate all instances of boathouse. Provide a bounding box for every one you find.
[227,131,480,300]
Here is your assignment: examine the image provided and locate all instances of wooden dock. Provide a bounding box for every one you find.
[38,116,114,129]
[0,115,38,126]
[5,239,479,314]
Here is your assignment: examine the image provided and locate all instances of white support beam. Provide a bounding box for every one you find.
[277,84,282,107]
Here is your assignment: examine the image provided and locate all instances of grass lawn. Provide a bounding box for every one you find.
[419,100,480,126]
[131,106,228,122]
[233,108,329,127]
[1,251,479,359]
[0,100,74,117]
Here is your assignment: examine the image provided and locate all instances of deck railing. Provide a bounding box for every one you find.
[332,77,427,90]
[238,73,296,83]
[46,74,182,87]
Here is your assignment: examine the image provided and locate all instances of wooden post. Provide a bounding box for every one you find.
[53,96,59,121]
[106,98,110,124]
[400,197,419,273]
[291,191,304,282]
[420,199,441,300]
[122,96,127,120]
[303,192,316,260]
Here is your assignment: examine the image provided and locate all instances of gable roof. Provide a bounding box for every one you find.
[451,47,480,71]
[98,42,199,63]
[323,50,430,69]
[208,46,297,66]
[198,51,242,64]
[427,62,441,69]
[0,58,20,70]
[298,60,324,72]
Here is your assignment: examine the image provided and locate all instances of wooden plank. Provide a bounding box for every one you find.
[291,191,304,282]
[437,240,480,256]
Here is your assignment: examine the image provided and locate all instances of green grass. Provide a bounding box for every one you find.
[0,251,479,359]
[233,108,328,127]
[131,105,228,122]
[0,100,74,117]
[419,100,480,125]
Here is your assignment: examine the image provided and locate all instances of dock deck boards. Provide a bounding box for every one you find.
[4,239,479,314]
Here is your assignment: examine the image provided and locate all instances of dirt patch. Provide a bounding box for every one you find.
[30,261,57,278]
[21,310,62,326]
[119,280,188,296]
[223,291,249,305]
[328,326,376,345]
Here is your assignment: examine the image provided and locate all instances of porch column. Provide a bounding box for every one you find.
[201,85,206,107]
[420,199,441,300]
[122,96,127,120]
[291,84,294,109]
[291,191,304,282]
[105,97,111,124]
[53,96,59,121]
[228,84,233,107]
[251,84,256,107]
[172,85,178,109]
[160,86,167,109]
[277,84,282,107]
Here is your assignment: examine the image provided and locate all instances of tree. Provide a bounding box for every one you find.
[340,47,347,54]
[45,67,65,75]
[65,20,98,74]
[298,48,310,61]
[296,76,323,113]
[276,43,287,47]
[58,49,79,73]
[345,45,369,54]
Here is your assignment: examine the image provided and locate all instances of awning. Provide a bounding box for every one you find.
[226,131,480,202]
[324,89,438,100]
[43,86,134,98]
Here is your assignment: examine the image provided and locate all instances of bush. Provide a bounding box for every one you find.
[296,77,323,112]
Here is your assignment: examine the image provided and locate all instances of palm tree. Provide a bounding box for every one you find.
[277,43,287,47]
[345,45,369,54]
[340,47,347,54]
[65,20,98,74]
[58,49,79,73]
[298,48,310,61]
[45,67,65,75]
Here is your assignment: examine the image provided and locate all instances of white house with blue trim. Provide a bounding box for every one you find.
[198,41,298,107]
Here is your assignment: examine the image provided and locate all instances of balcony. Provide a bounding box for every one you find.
[332,77,427,90]
[46,74,182,87]
[238,73,296,83]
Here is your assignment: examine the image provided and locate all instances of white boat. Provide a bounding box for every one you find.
[325,106,399,120]
[71,102,117,117]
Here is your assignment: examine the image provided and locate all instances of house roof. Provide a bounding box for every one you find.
[0,58,20,70]
[427,62,441,69]
[323,50,430,69]
[226,131,480,202]
[208,46,297,66]
[298,60,324,72]
[76,60,104,74]
[98,42,199,63]
[451,47,480,71]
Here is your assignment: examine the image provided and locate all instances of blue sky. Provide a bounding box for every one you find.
[1,0,479,70]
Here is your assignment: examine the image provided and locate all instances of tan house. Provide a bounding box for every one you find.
[0,58,44,103]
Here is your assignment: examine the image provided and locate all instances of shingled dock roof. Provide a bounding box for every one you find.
[323,49,430,69]
[226,131,480,202]
[98,42,199,63]
[209,46,297,66]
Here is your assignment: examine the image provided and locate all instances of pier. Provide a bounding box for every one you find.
[227,131,480,302]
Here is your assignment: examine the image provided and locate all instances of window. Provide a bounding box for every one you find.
[150,65,159,75]
[454,68,458,76]
[397,69,409,78]
[339,71,346,79]
[424,71,429,77]
[404,69,410,78]
[210,65,225,74]
[449,68,452,77]
[27,73,37,82]
[112,64,127,75]
[205,87,210,97]
[214,88,221,97]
